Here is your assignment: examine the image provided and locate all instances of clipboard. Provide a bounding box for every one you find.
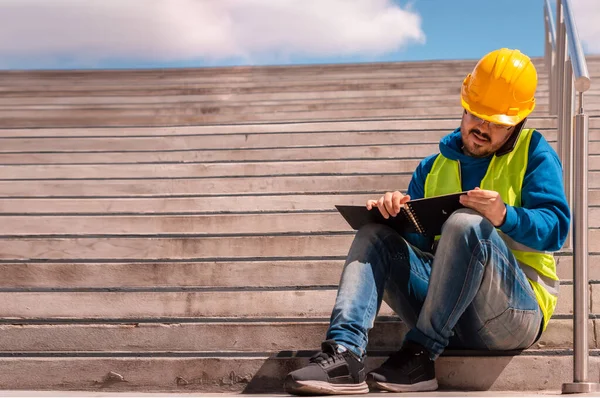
[336,192,466,236]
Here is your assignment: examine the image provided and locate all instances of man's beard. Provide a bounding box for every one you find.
[463,128,492,158]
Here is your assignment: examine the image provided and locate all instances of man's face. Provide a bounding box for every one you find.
[460,110,515,157]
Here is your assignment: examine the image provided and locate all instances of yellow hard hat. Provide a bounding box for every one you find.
[461,48,537,126]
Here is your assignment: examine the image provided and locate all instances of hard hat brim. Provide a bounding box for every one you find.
[460,96,530,127]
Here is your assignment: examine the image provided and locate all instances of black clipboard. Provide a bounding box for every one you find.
[336,192,466,236]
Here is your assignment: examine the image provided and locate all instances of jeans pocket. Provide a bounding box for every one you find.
[477,307,541,350]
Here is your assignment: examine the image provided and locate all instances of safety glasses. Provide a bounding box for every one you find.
[464,110,512,132]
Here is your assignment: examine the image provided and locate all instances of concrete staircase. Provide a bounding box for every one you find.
[0,56,599,393]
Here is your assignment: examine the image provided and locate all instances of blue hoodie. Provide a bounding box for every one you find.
[406,128,571,253]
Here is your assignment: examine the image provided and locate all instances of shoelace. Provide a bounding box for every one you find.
[310,350,340,366]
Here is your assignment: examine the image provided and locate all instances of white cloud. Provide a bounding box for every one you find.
[0,0,425,68]
[571,0,600,54]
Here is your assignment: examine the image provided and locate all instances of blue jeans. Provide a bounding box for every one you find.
[326,209,543,360]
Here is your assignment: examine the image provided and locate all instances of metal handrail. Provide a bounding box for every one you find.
[544,0,596,394]
[544,0,556,50]
[562,0,591,93]
[544,0,557,114]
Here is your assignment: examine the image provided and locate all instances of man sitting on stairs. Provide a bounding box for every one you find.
[284,48,571,395]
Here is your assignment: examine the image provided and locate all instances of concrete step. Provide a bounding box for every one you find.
[0,318,590,352]
[0,87,509,106]
[2,116,566,137]
[0,234,352,260]
[0,80,555,100]
[0,85,488,101]
[0,133,475,153]
[0,159,427,179]
[0,213,353,235]
[0,72,495,90]
[0,194,378,214]
[5,97,524,113]
[0,118,581,140]
[0,59,536,76]
[3,59,591,86]
[0,67,553,88]
[0,81,584,101]
[3,152,600,179]
[0,391,591,397]
[0,290,412,318]
[0,351,595,392]
[0,144,444,164]
[0,86,561,107]
[0,284,580,318]
[0,142,576,164]
[0,174,412,197]
[0,118,564,139]
[0,66,494,81]
[0,140,593,165]
[4,210,600,235]
[0,64,575,88]
[0,127,590,153]
[2,89,542,106]
[3,193,599,216]
[0,111,454,129]
[0,255,590,288]
[0,117,593,146]
[0,56,565,78]
[3,172,600,197]
[0,105,560,128]
[0,95,503,112]
[0,93,566,112]
[2,233,599,262]
[0,88,469,106]
[0,73,500,88]
[0,102,554,117]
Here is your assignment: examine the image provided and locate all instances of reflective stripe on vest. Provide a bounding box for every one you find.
[424,129,559,330]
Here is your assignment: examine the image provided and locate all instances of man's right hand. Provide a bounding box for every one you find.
[366,191,411,219]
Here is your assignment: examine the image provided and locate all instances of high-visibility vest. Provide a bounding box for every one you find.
[424,129,559,330]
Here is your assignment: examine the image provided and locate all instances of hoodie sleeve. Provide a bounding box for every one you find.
[499,132,571,251]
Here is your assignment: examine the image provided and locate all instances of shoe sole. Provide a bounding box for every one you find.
[367,378,438,392]
[284,379,369,395]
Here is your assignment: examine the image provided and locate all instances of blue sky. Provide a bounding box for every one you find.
[0,0,597,70]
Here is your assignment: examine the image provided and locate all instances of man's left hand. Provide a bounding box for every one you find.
[459,188,507,227]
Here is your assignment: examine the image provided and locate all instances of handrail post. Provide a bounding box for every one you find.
[562,94,597,395]
[558,0,597,394]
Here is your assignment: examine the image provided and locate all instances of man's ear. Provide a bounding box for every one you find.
[495,119,526,156]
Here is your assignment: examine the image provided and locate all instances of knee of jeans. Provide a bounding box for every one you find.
[352,223,410,273]
[355,222,397,243]
[442,208,495,238]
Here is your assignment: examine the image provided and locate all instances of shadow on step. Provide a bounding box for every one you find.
[242,349,524,394]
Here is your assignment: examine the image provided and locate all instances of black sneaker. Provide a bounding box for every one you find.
[366,340,438,392]
[284,340,368,395]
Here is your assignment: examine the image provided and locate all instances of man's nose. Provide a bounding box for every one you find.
[476,119,492,132]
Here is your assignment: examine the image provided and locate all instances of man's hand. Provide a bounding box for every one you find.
[459,188,507,227]
[366,191,411,219]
